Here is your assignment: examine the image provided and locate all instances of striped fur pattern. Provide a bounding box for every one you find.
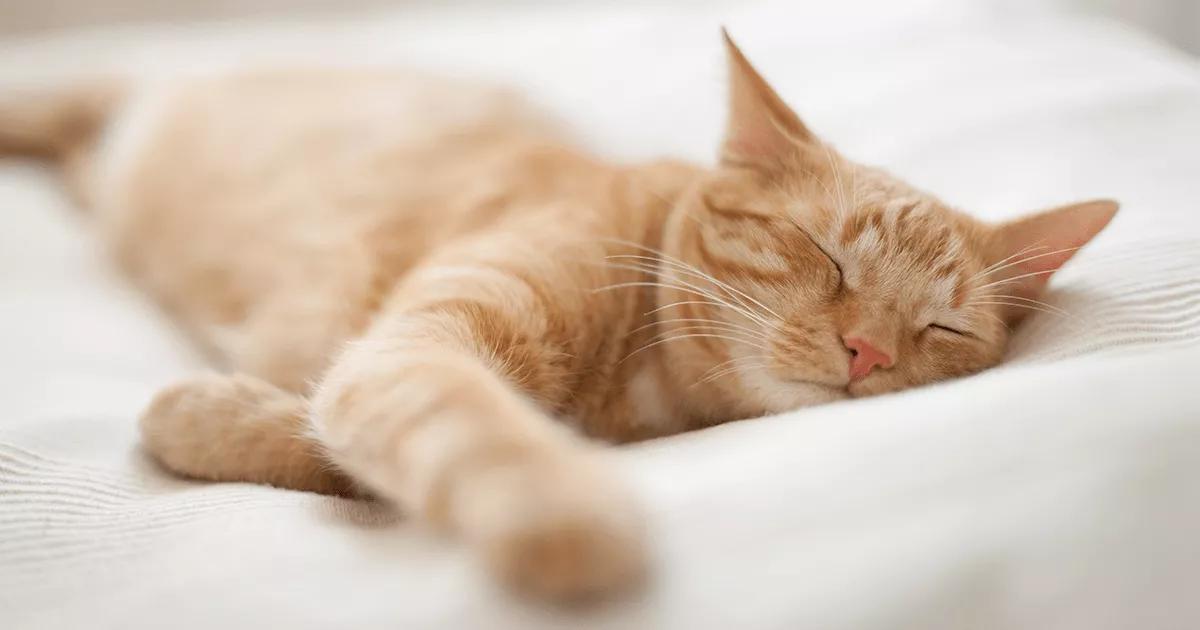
[0,34,1116,601]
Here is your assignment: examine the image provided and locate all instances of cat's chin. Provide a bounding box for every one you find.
[741,371,849,414]
[845,374,906,399]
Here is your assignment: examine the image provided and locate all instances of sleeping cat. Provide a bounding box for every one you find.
[0,32,1115,601]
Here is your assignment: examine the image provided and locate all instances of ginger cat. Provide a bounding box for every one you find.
[0,33,1116,601]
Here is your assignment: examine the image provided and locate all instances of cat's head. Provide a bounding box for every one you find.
[657,33,1117,413]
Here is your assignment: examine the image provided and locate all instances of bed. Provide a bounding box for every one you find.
[2,1,1198,628]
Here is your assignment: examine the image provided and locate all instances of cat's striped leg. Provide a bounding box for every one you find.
[140,373,357,497]
[309,296,646,602]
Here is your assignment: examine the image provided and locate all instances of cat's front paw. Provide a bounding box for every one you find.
[456,453,648,603]
[139,373,246,478]
[139,373,355,495]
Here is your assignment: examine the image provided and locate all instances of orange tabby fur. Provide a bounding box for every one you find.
[0,34,1116,601]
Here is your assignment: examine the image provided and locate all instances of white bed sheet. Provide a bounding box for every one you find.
[1,2,1198,628]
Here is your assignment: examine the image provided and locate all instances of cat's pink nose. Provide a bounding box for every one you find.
[843,336,893,381]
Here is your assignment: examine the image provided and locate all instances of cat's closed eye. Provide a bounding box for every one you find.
[801,230,843,291]
[927,323,970,337]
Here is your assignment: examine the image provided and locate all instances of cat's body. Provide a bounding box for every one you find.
[97,70,711,441]
[0,35,1116,601]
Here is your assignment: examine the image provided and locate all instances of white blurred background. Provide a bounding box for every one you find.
[1051,0,1200,53]
[2,0,1199,55]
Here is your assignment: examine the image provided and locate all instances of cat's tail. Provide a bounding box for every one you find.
[0,80,123,160]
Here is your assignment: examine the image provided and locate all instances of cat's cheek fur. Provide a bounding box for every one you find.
[766,316,851,386]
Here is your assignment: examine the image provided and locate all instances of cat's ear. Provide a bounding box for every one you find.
[721,29,815,168]
[987,199,1118,321]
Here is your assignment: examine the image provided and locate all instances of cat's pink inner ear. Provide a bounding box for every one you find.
[989,198,1119,303]
[721,29,815,166]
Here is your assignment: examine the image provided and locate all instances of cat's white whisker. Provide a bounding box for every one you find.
[621,332,766,364]
[694,355,769,386]
[597,254,785,331]
[973,246,1081,282]
[646,299,739,317]
[607,254,785,323]
[596,280,780,332]
[629,317,770,340]
[969,294,1073,317]
[598,261,771,323]
[970,243,1047,282]
[971,268,1063,293]
[696,354,762,376]
[967,300,1077,321]
[601,242,787,321]
[974,308,1012,331]
[696,361,769,387]
[651,326,768,350]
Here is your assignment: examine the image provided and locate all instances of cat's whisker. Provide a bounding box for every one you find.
[596,280,780,332]
[602,245,786,321]
[597,251,785,332]
[694,356,770,387]
[970,243,1047,282]
[621,332,766,364]
[606,254,744,300]
[967,300,1076,321]
[606,253,785,323]
[973,308,1011,331]
[651,326,767,348]
[599,261,775,328]
[698,362,768,386]
[974,246,1082,282]
[592,256,743,309]
[646,299,740,317]
[629,317,770,341]
[969,294,1073,317]
[971,268,1063,293]
[695,355,763,381]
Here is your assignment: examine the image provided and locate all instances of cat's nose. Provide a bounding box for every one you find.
[843,336,893,381]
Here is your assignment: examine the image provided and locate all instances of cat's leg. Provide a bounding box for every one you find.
[230,287,376,394]
[140,372,357,496]
[309,266,646,601]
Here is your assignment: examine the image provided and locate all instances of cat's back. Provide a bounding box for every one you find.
[98,69,567,240]
[91,69,577,356]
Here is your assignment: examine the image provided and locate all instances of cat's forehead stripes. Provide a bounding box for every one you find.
[831,197,968,310]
